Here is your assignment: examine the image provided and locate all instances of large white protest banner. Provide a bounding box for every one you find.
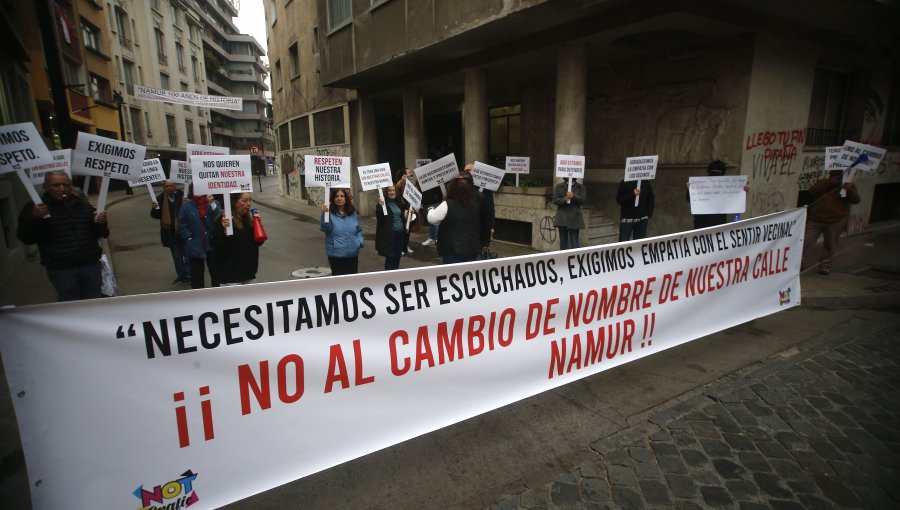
[169,160,192,185]
[304,155,351,188]
[27,149,72,186]
[689,175,749,215]
[135,85,242,111]
[414,153,458,196]
[0,122,53,204]
[72,132,147,212]
[0,208,805,510]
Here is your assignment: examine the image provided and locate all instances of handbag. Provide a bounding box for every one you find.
[477,247,498,260]
[100,254,117,297]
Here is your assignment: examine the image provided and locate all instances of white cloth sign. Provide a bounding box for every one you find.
[71,132,146,180]
[471,161,506,191]
[304,155,351,188]
[358,163,393,191]
[169,160,192,184]
[130,158,167,187]
[0,209,804,509]
[554,154,585,180]
[624,155,659,181]
[0,122,52,174]
[26,149,72,185]
[134,85,242,111]
[0,209,805,510]
[413,153,458,191]
[505,156,530,174]
[689,175,749,215]
[190,155,253,195]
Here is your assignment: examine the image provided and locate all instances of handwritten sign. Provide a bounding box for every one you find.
[689,175,748,215]
[471,161,505,191]
[304,155,351,188]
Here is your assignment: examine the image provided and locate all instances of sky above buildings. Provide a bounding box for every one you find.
[233,0,272,99]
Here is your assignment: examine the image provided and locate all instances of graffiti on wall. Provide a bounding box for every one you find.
[847,212,870,236]
[277,146,352,204]
[747,129,805,182]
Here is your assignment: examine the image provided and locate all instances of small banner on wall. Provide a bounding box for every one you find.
[0,209,805,509]
[134,85,243,111]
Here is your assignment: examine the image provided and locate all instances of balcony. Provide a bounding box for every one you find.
[118,35,133,50]
[211,125,234,137]
[158,53,168,66]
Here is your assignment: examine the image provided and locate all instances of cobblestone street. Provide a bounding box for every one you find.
[489,310,900,509]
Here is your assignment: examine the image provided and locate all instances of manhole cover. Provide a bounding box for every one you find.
[291,266,331,279]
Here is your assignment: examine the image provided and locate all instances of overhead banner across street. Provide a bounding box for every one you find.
[134,85,243,111]
[0,208,805,509]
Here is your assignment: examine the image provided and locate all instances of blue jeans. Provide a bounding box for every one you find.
[169,239,191,280]
[384,230,406,270]
[428,222,439,240]
[618,219,649,242]
[558,228,580,250]
[442,254,478,264]
[46,262,102,301]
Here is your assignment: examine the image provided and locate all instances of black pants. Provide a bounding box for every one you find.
[328,256,358,276]
[189,256,220,289]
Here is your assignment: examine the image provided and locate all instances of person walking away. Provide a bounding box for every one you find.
[802,170,860,275]
[17,171,110,301]
[552,177,586,250]
[616,178,655,241]
[178,189,222,289]
[320,188,364,275]
[212,193,265,285]
[427,172,487,264]
[376,185,408,270]
[150,180,190,284]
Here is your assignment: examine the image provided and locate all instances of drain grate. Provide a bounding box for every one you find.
[290,266,331,279]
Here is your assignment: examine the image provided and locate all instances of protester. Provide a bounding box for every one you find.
[552,177,586,250]
[178,187,221,289]
[420,184,442,247]
[394,177,418,254]
[802,170,860,275]
[427,172,489,264]
[150,180,190,284]
[212,193,265,285]
[375,185,408,270]
[16,171,110,301]
[320,188,364,275]
[616,179,655,241]
[464,162,495,247]
[687,160,750,229]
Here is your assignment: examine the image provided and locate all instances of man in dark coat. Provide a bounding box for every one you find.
[150,180,190,284]
[17,171,110,301]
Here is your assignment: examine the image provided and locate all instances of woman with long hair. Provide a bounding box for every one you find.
[212,192,265,285]
[375,185,408,270]
[426,172,489,264]
[320,188,364,275]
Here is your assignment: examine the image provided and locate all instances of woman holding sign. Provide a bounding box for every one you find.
[375,185,408,270]
[212,193,266,284]
[427,172,486,264]
[178,190,222,289]
[320,188,364,275]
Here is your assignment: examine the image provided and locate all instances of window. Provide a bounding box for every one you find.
[326,0,351,31]
[82,21,102,53]
[191,56,199,81]
[150,0,160,11]
[277,124,289,150]
[176,42,185,73]
[90,74,111,102]
[130,107,145,144]
[171,5,180,26]
[155,28,167,65]
[269,0,277,25]
[489,105,522,165]
[113,6,130,48]
[806,68,849,146]
[166,114,178,146]
[186,119,195,144]
[181,82,190,111]
[274,60,283,90]
[200,124,208,144]
[159,73,169,90]
[289,43,300,78]
[290,116,310,148]
[123,60,135,93]
[313,106,345,145]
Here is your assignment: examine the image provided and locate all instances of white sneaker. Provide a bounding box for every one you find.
[421,238,436,246]
[406,246,414,253]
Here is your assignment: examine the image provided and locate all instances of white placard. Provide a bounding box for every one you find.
[190,155,253,195]
[824,146,842,174]
[505,156,530,174]
[169,160,192,184]
[186,144,230,162]
[689,175,749,215]
[358,163,394,191]
[130,158,167,187]
[413,153,458,191]
[624,155,659,181]
[27,149,72,185]
[402,177,422,210]
[554,154,585,180]
[134,85,242,111]
[836,140,887,173]
[471,161,506,191]
[71,132,146,181]
[415,158,432,168]
[0,208,806,510]
[0,122,52,175]
[304,155,351,188]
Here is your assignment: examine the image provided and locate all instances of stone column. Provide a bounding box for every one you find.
[403,85,425,169]
[464,67,488,166]
[553,43,586,185]
[354,90,378,213]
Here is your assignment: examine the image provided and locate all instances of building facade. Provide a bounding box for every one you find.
[272,0,899,250]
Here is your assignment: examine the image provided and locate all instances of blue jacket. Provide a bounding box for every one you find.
[320,211,363,258]
[178,198,222,259]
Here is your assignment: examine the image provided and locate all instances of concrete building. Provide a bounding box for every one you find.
[270,0,898,251]
[265,0,353,203]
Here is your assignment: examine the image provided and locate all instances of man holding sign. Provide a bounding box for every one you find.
[802,169,860,275]
[16,171,109,301]
[150,180,190,284]
[617,155,657,241]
